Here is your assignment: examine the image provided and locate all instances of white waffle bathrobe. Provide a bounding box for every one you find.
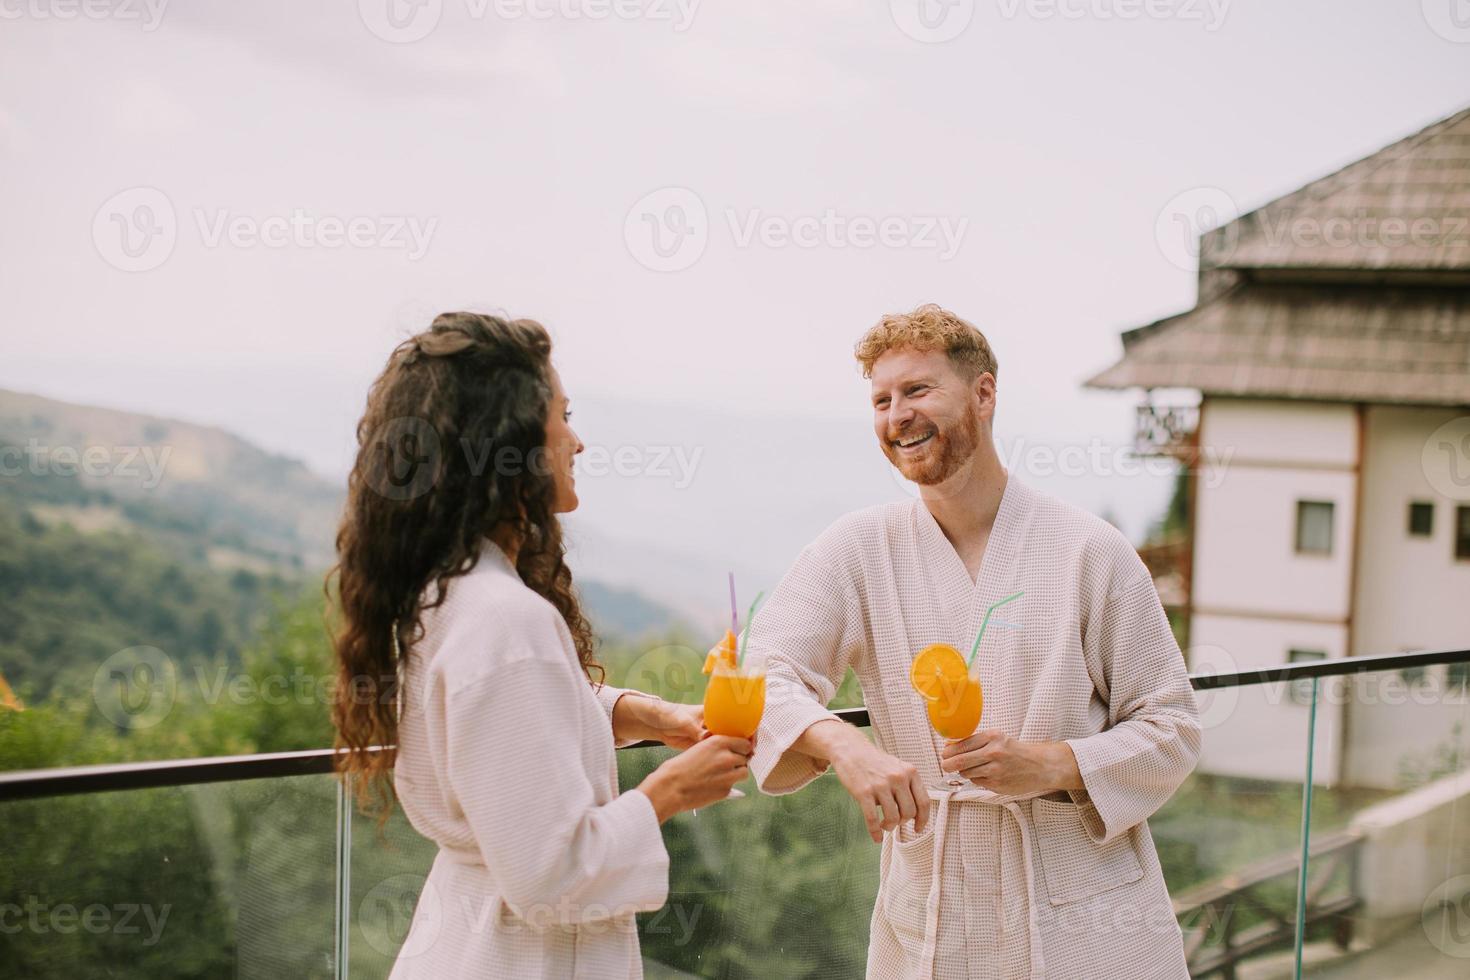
[390,541,668,979]
[750,476,1201,980]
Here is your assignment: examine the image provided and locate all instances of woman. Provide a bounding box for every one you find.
[331,311,751,978]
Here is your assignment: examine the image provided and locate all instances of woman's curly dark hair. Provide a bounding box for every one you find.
[329,311,599,819]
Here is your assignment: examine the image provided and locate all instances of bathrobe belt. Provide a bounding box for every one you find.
[917,786,1048,980]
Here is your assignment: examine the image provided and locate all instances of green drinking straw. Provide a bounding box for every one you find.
[967,590,1024,670]
[738,591,764,668]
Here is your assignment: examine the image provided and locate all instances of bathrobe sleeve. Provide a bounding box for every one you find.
[1063,545,1202,843]
[593,683,665,749]
[444,650,669,921]
[750,545,870,796]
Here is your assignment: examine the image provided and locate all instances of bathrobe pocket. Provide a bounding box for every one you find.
[1031,797,1143,906]
[879,819,938,953]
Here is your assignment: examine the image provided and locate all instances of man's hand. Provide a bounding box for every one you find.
[940,730,1083,796]
[799,719,929,843]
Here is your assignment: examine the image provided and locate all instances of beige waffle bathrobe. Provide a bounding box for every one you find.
[750,476,1201,980]
[390,541,668,979]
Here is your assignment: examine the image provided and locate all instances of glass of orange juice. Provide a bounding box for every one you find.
[701,630,765,799]
[910,643,982,788]
[704,649,766,739]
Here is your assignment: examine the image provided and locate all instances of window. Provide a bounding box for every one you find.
[1295,500,1334,555]
[1288,649,1327,705]
[1408,501,1434,537]
[1457,506,1470,561]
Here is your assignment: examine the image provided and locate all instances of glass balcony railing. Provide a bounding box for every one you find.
[2,647,1468,979]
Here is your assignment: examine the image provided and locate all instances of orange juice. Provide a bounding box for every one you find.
[926,674,982,740]
[703,667,766,738]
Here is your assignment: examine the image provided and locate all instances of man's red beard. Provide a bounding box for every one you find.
[882,406,981,485]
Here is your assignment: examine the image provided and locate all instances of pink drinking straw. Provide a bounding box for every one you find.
[728,572,738,635]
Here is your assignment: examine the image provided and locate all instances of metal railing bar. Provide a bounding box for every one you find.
[3,646,1467,801]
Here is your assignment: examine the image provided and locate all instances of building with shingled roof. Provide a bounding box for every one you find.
[1086,105,1470,790]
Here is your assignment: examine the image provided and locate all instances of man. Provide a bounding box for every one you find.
[747,304,1201,979]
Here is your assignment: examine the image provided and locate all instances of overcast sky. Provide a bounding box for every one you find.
[2,1,1466,600]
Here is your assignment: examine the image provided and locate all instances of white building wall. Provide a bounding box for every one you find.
[1190,398,1359,785]
[1191,612,1345,786]
[1192,399,1358,620]
[1344,405,1470,789]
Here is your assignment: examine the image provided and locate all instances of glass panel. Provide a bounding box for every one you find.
[1149,679,1315,976]
[344,742,879,979]
[345,788,438,979]
[0,773,339,979]
[623,744,879,979]
[1301,662,1470,976]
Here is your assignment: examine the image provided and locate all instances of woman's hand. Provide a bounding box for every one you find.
[649,702,705,749]
[611,693,706,748]
[637,735,754,822]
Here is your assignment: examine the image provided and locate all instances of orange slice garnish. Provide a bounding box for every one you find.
[702,630,739,674]
[909,643,968,702]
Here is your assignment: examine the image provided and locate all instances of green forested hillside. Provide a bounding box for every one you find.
[0,440,300,703]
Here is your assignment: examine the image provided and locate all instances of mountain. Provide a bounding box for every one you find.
[0,388,342,572]
[0,388,692,698]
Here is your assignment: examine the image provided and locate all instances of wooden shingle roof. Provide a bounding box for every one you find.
[1085,283,1470,406]
[1200,106,1470,275]
[1089,105,1470,404]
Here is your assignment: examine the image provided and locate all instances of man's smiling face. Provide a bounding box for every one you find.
[870,347,986,485]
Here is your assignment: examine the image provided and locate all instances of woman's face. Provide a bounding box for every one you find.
[544,366,585,513]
